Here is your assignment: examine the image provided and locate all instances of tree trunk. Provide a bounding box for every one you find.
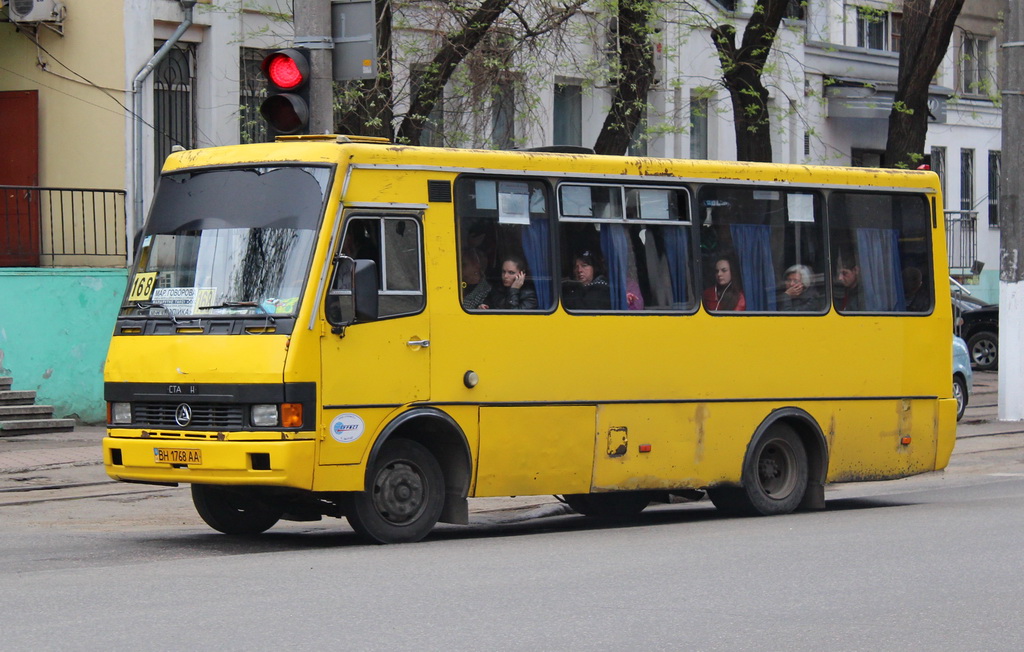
[593,0,657,156]
[884,0,966,169]
[395,0,513,145]
[711,0,790,163]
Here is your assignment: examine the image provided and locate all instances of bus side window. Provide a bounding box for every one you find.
[455,177,555,312]
[829,192,932,313]
[326,215,424,325]
[697,186,827,314]
[560,185,694,313]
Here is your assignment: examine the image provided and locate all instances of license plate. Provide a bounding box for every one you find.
[153,447,202,465]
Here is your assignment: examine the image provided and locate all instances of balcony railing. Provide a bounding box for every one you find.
[0,186,127,268]
[945,210,977,274]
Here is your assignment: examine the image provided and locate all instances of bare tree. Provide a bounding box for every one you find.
[710,0,791,162]
[884,0,967,169]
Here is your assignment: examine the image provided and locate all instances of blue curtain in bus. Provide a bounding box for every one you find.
[856,228,905,311]
[729,224,776,311]
[662,227,690,305]
[521,215,552,309]
[600,224,629,310]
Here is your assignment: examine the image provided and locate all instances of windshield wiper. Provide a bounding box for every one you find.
[199,301,276,324]
[124,302,181,325]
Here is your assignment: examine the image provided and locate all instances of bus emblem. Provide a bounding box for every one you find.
[330,413,365,443]
[175,403,193,427]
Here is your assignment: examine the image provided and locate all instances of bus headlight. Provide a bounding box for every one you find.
[251,404,279,427]
[110,402,132,425]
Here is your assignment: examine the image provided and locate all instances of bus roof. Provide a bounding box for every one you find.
[161,135,940,193]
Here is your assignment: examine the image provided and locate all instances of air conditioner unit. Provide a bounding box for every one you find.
[8,0,64,23]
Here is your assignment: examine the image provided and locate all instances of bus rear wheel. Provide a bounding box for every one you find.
[346,439,444,544]
[708,425,808,516]
[562,491,652,519]
[191,484,283,535]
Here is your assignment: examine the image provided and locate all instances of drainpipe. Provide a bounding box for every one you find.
[129,0,197,263]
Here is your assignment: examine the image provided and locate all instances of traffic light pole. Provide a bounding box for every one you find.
[294,0,334,134]
[999,0,1024,420]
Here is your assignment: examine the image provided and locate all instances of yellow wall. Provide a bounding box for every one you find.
[0,1,126,189]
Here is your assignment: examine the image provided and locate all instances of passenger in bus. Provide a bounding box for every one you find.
[461,248,492,310]
[562,250,611,310]
[834,258,863,311]
[779,264,819,311]
[903,266,929,312]
[702,255,746,311]
[479,255,537,310]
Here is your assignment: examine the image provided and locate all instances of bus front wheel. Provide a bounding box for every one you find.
[708,426,808,516]
[346,439,444,544]
[191,484,282,535]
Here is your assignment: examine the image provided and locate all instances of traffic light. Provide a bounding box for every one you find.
[259,48,311,136]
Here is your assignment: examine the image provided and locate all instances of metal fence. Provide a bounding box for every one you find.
[0,186,127,268]
[945,210,977,274]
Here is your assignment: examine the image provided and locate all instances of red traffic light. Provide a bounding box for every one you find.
[260,48,311,136]
[261,49,309,92]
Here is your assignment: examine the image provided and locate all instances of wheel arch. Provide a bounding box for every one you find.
[367,407,472,525]
[746,408,829,511]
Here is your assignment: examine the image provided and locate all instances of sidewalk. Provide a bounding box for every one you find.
[1,371,1019,510]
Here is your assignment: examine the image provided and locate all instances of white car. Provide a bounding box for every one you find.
[953,335,973,421]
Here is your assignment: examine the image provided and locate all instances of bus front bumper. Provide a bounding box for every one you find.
[103,435,316,489]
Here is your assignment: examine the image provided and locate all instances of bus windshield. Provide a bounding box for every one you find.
[123,165,332,318]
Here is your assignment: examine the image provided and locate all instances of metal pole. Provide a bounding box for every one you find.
[294,0,334,134]
[999,0,1024,420]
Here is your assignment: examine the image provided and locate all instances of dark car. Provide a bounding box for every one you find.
[952,291,998,371]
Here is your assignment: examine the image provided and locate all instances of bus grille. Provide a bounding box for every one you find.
[134,403,245,429]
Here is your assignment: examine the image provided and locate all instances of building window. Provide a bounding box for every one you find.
[553,83,582,147]
[153,41,196,179]
[856,7,887,50]
[961,34,993,95]
[689,93,708,159]
[411,65,444,147]
[851,148,884,167]
[240,48,269,144]
[627,110,648,157]
[960,149,975,212]
[930,146,946,199]
[785,0,805,20]
[491,82,515,150]
[989,151,1001,227]
[854,7,900,51]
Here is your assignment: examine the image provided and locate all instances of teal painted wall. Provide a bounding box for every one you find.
[0,269,127,424]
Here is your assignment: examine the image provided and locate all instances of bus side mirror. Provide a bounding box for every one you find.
[352,259,379,322]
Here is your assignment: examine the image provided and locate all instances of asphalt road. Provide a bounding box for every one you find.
[0,371,1022,650]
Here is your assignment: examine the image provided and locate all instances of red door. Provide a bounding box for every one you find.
[0,90,40,266]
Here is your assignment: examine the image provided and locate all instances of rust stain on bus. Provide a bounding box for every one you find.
[693,403,709,464]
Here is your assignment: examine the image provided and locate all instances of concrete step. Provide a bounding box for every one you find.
[0,377,11,391]
[0,390,36,406]
[0,418,76,437]
[0,404,55,419]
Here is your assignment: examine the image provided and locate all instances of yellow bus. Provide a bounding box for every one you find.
[103,136,956,543]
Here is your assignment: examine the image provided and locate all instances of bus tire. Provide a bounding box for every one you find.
[709,425,808,517]
[346,439,444,544]
[562,491,652,519]
[191,484,282,535]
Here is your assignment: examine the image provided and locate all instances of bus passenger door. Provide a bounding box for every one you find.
[318,213,429,466]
